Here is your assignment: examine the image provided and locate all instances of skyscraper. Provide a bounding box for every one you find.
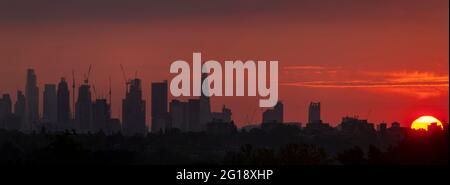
[308,102,321,124]
[169,99,188,131]
[14,90,26,127]
[25,69,39,131]
[122,78,146,135]
[167,72,212,133]
[168,99,204,132]
[92,99,110,133]
[187,99,201,132]
[151,80,168,133]
[0,94,20,130]
[57,78,70,124]
[76,84,92,132]
[198,72,212,131]
[0,94,12,120]
[43,84,57,123]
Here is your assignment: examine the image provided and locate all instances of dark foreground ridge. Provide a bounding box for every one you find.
[0,125,447,165]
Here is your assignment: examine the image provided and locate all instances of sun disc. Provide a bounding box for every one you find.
[411,115,443,131]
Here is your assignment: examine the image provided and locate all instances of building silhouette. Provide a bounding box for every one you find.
[206,120,237,135]
[151,80,168,133]
[262,101,284,123]
[166,73,212,132]
[1,94,22,130]
[377,123,387,132]
[168,99,207,132]
[198,73,212,131]
[122,78,146,135]
[304,102,333,133]
[14,90,26,128]
[0,94,12,120]
[92,99,110,133]
[427,122,443,133]
[340,116,375,133]
[207,105,234,134]
[188,99,201,132]
[169,99,189,131]
[76,84,93,133]
[25,69,39,131]
[43,84,57,123]
[308,102,321,124]
[391,122,400,128]
[211,105,232,123]
[57,78,71,124]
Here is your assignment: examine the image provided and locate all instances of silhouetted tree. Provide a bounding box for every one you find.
[337,146,367,165]
[279,144,330,165]
[367,145,382,164]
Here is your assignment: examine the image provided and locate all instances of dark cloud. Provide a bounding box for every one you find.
[1,0,283,22]
[0,0,446,23]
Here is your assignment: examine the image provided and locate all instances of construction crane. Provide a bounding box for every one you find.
[120,64,131,93]
[92,85,97,99]
[84,64,92,84]
[109,76,112,109]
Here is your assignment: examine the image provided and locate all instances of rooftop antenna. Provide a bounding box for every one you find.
[120,64,130,93]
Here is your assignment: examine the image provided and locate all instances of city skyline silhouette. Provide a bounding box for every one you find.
[0,62,448,130]
[0,66,448,135]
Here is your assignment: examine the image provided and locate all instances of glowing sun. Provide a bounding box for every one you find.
[411,115,443,131]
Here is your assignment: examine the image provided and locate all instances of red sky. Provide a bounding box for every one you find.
[0,0,448,127]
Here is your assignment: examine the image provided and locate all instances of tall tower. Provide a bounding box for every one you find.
[57,78,70,124]
[151,80,168,133]
[308,102,321,124]
[43,84,57,123]
[0,94,12,120]
[76,84,92,133]
[122,78,146,135]
[92,99,110,133]
[14,90,26,124]
[0,94,12,130]
[169,99,188,131]
[25,69,39,131]
[199,72,212,131]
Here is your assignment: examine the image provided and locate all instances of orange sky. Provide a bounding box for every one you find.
[0,0,448,127]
